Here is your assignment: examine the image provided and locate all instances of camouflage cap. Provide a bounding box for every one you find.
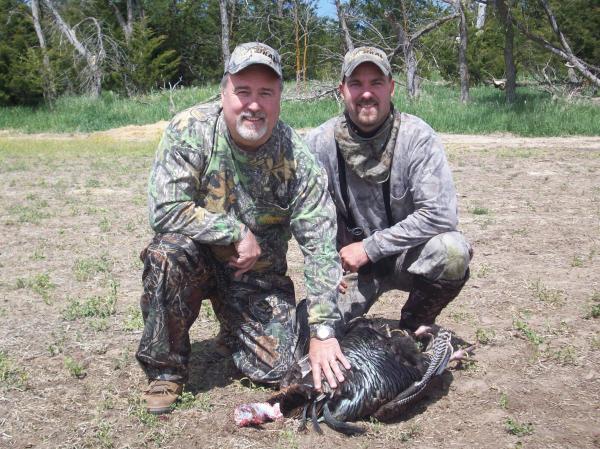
[226,42,282,79]
[341,46,391,79]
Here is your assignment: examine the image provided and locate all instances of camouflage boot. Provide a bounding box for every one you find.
[399,269,470,332]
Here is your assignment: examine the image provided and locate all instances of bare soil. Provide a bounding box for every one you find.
[1,123,599,449]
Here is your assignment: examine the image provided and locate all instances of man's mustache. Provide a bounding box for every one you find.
[240,112,266,119]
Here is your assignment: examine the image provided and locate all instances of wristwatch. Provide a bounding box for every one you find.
[310,324,336,341]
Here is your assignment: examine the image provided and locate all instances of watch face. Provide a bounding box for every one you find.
[317,326,331,340]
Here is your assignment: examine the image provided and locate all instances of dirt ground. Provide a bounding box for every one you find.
[1,123,599,449]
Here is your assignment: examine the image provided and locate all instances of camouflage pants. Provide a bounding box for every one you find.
[135,233,298,385]
[338,231,472,326]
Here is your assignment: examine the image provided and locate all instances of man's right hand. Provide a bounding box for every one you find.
[309,337,351,391]
[229,226,261,279]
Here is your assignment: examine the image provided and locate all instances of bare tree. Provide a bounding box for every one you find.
[41,0,105,98]
[220,0,230,72]
[494,0,517,103]
[387,3,459,99]
[456,0,469,103]
[476,1,486,29]
[294,2,301,84]
[30,0,56,104]
[335,0,354,52]
[512,0,600,88]
[109,0,135,44]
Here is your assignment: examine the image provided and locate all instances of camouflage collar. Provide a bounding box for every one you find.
[334,109,401,183]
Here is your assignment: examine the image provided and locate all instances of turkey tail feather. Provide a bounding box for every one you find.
[374,330,453,421]
[322,404,365,436]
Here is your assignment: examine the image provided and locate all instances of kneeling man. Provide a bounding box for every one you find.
[137,42,350,414]
[305,47,472,332]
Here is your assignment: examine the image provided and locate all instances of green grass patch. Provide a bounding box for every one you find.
[528,279,564,305]
[475,327,495,345]
[0,136,156,159]
[99,217,112,233]
[587,304,600,319]
[171,391,212,412]
[505,417,534,436]
[571,255,585,267]
[123,305,144,331]
[63,280,118,320]
[16,273,55,304]
[470,206,490,215]
[8,203,50,224]
[64,355,87,379]
[73,254,112,282]
[128,396,158,426]
[0,86,217,133]
[94,421,114,449]
[513,318,544,346]
[0,351,28,390]
[546,345,578,366]
[499,392,508,409]
[1,82,598,136]
[586,291,600,319]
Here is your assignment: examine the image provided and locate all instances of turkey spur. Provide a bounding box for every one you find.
[266,319,470,435]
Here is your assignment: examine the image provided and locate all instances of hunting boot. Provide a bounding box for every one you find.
[399,269,470,332]
[142,380,183,415]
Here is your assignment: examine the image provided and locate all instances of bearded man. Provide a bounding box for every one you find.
[305,46,472,333]
[137,42,349,414]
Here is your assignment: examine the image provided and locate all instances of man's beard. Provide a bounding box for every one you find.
[355,101,380,126]
[236,111,268,142]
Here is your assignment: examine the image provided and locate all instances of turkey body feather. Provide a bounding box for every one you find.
[268,318,454,435]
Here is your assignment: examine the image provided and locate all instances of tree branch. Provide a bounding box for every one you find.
[410,12,459,42]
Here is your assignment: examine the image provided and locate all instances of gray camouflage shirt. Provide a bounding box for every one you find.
[305,113,459,262]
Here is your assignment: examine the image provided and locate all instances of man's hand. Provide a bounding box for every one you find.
[338,279,348,294]
[229,226,261,279]
[309,338,351,391]
[339,241,370,273]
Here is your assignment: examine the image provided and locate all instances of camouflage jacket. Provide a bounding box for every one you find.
[305,113,459,262]
[148,104,342,331]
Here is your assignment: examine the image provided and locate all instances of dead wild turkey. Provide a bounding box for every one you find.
[234,318,470,435]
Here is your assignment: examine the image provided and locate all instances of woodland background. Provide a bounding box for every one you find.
[1,0,599,109]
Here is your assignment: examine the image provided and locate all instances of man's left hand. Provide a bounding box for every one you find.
[309,338,351,391]
[339,241,370,272]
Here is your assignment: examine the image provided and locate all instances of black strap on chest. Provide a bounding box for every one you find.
[336,142,393,229]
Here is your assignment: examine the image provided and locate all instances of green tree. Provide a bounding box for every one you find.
[121,18,181,94]
[0,0,44,106]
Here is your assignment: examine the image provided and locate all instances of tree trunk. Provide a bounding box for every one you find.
[41,0,103,98]
[476,2,486,29]
[110,0,134,44]
[457,0,469,103]
[303,17,308,82]
[294,3,301,86]
[388,4,459,100]
[219,0,230,72]
[495,0,516,103]
[405,43,420,99]
[277,0,284,18]
[30,0,56,104]
[335,0,354,52]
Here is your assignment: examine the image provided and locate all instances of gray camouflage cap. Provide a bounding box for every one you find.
[226,42,282,79]
[341,46,391,79]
